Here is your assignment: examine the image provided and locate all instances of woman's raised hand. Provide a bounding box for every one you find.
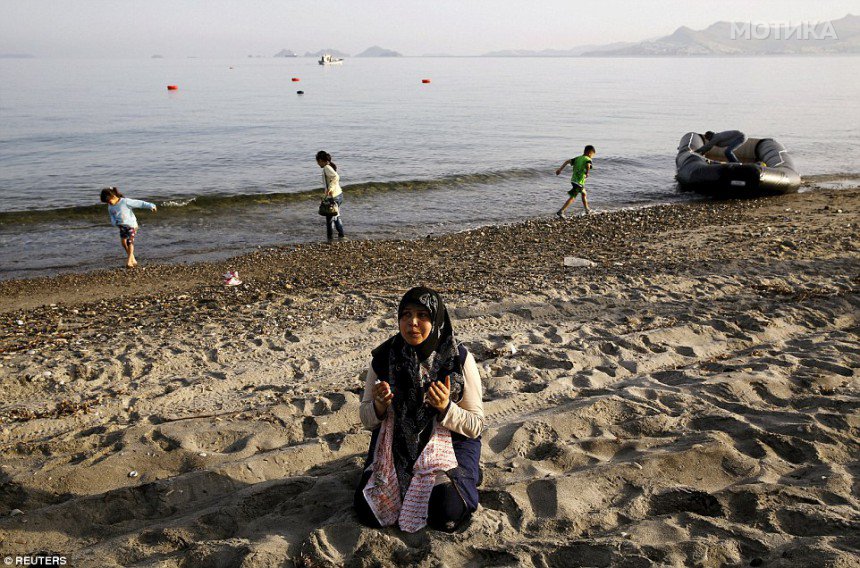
[426,376,451,414]
[373,381,393,418]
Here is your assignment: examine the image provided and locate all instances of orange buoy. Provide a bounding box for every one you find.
[291,77,300,82]
[167,85,178,90]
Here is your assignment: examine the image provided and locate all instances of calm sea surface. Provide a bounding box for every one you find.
[1,56,858,278]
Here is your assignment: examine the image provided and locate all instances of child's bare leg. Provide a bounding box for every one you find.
[558,196,576,215]
[125,240,137,268]
[120,237,136,267]
[581,192,590,213]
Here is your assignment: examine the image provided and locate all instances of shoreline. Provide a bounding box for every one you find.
[0,187,857,566]
[2,172,857,286]
[0,180,853,315]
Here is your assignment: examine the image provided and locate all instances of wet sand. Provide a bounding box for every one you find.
[0,182,858,567]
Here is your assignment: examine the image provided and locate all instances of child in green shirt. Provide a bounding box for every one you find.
[555,145,596,217]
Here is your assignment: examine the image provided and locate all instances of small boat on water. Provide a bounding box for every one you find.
[318,53,343,65]
[676,132,801,196]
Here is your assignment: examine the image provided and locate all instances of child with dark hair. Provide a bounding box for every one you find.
[99,186,156,268]
[555,145,596,217]
[315,150,345,240]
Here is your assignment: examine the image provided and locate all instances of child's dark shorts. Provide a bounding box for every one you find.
[118,225,137,244]
[568,183,586,197]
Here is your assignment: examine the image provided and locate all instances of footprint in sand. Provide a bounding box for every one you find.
[526,478,559,518]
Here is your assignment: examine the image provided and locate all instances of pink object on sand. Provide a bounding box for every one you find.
[223,271,242,286]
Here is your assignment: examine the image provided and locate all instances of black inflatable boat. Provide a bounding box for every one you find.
[676,132,801,196]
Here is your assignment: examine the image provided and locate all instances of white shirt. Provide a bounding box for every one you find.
[323,165,342,197]
[359,352,485,439]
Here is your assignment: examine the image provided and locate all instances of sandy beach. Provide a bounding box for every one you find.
[0,180,858,567]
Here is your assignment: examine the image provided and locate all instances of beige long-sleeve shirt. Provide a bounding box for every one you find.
[323,165,342,197]
[359,351,485,439]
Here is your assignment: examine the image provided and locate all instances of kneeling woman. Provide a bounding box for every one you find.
[355,287,484,532]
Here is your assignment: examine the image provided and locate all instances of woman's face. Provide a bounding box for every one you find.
[399,303,433,346]
[316,158,326,168]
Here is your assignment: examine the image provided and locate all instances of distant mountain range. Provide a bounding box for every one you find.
[303,49,351,58]
[584,14,859,56]
[483,14,859,57]
[356,45,402,57]
[280,46,402,58]
[12,15,858,61]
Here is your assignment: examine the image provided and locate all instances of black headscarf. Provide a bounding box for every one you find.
[371,287,465,497]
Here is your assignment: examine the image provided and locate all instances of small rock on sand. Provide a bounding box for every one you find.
[563,257,594,268]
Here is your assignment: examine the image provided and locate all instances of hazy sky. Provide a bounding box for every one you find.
[1,0,856,58]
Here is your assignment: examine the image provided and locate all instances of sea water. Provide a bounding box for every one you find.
[1,56,858,278]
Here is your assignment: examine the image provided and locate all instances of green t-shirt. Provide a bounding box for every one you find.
[571,155,592,186]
